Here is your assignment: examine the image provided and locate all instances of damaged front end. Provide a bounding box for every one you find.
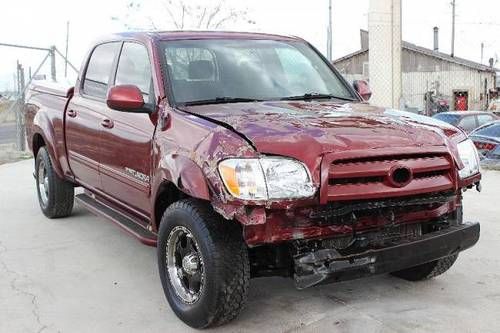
[232,149,481,288]
[292,208,479,289]
[244,190,480,288]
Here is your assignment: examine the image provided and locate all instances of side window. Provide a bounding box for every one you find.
[115,43,153,100]
[477,114,493,126]
[458,115,477,131]
[83,42,120,99]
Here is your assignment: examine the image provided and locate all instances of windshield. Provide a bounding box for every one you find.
[160,39,355,105]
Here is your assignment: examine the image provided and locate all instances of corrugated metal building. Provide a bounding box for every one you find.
[334,30,498,112]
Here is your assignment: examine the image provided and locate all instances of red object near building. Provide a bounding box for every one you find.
[455,92,468,111]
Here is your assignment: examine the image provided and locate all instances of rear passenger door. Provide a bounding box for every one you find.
[99,42,156,216]
[66,42,121,191]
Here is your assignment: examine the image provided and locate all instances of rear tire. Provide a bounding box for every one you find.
[35,147,74,218]
[391,254,459,281]
[157,199,250,329]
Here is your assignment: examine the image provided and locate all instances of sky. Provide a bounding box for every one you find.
[0,0,499,92]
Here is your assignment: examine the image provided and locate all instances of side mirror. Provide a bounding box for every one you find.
[106,85,151,113]
[353,80,372,101]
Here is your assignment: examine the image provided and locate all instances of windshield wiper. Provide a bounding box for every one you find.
[280,93,355,102]
[181,97,264,106]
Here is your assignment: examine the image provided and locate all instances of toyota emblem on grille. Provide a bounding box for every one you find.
[388,165,413,187]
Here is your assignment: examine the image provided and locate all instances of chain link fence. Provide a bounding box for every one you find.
[0,44,77,164]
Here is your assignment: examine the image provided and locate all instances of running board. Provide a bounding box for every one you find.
[75,193,157,247]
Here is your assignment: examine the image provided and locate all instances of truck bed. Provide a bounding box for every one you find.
[24,81,72,175]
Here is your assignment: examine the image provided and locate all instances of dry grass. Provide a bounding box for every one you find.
[0,102,9,113]
[0,101,16,123]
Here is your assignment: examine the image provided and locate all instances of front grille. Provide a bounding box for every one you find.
[330,175,384,185]
[311,191,455,221]
[323,153,455,202]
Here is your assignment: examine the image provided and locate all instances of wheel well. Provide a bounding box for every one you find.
[154,181,187,230]
[32,133,45,158]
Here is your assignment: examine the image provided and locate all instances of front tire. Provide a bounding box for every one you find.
[391,254,459,281]
[157,199,250,329]
[35,147,74,218]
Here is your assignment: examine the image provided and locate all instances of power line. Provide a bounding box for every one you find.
[457,21,500,26]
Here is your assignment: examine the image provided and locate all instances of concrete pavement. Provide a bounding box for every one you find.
[1,159,499,332]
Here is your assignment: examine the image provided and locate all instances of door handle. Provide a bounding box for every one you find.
[67,109,77,118]
[101,119,114,129]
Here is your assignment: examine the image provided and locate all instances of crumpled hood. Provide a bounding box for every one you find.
[181,101,462,160]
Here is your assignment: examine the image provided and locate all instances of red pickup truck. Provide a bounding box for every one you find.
[25,31,481,328]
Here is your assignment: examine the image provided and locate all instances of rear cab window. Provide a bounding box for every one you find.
[82,42,121,99]
[165,46,219,102]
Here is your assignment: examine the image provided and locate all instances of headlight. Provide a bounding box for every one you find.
[457,139,480,179]
[218,157,315,200]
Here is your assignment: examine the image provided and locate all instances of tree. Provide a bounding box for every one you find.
[112,0,255,31]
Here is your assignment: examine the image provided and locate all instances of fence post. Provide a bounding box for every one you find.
[50,45,56,81]
[15,62,26,151]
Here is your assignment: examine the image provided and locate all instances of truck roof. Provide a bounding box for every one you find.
[100,30,301,43]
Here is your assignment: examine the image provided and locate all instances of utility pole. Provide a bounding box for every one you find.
[480,42,484,64]
[65,21,69,77]
[50,45,56,81]
[15,61,26,151]
[16,60,21,94]
[451,0,456,57]
[327,0,332,61]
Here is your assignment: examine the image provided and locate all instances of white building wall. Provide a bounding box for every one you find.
[402,70,496,111]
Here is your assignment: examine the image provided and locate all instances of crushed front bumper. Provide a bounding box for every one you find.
[294,222,480,289]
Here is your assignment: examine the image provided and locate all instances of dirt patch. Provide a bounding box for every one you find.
[0,143,32,165]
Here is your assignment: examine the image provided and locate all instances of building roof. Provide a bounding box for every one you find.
[403,41,496,72]
[334,30,498,73]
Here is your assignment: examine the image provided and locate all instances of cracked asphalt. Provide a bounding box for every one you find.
[1,159,500,333]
